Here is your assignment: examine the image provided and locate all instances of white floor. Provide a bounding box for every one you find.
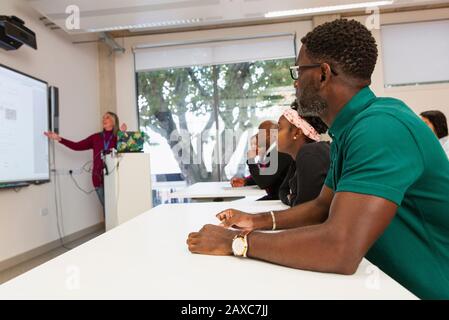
[0,230,104,285]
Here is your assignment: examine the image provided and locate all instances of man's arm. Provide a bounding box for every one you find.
[244,175,256,186]
[270,185,333,229]
[219,185,333,231]
[247,162,272,189]
[247,192,397,274]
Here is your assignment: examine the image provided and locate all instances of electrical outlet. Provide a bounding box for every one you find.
[40,208,49,217]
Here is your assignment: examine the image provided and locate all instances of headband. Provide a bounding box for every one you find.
[282,109,321,142]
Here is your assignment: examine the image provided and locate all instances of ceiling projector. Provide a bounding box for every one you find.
[0,15,37,50]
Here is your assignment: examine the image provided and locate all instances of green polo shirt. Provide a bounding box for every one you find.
[325,87,449,300]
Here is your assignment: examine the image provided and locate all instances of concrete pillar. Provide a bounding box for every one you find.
[98,41,117,117]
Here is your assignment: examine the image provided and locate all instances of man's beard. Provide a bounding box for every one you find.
[297,81,328,116]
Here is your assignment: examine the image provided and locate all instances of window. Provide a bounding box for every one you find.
[135,35,297,206]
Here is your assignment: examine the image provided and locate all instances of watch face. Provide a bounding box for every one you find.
[232,237,245,256]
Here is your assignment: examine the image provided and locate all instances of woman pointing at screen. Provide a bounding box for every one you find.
[44,111,127,207]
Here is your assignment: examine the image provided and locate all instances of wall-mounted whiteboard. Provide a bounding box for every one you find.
[381,20,449,87]
[0,64,49,184]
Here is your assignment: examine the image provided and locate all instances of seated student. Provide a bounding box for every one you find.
[420,110,449,159]
[187,19,449,300]
[230,120,292,200]
[278,109,330,206]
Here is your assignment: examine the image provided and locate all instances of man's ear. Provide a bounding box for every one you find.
[320,63,332,86]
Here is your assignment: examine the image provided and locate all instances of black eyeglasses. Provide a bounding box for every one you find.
[289,63,338,80]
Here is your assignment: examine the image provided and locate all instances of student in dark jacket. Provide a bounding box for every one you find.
[230,121,292,200]
[278,109,330,206]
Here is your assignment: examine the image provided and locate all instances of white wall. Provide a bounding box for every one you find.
[115,7,449,128]
[0,0,102,262]
[353,8,449,116]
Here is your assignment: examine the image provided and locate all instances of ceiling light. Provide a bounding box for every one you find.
[265,1,394,18]
[86,18,203,33]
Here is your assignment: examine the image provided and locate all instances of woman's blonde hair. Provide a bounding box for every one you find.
[106,111,120,135]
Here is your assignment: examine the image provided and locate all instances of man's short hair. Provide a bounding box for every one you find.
[301,19,378,81]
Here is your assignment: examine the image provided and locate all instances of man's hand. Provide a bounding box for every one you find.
[216,209,264,230]
[187,224,238,255]
[230,177,246,188]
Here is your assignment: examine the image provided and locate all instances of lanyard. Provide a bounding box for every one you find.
[102,132,114,151]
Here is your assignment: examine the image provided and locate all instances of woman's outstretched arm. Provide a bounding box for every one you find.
[44,131,94,151]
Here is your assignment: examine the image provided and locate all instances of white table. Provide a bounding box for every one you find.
[0,202,416,300]
[169,181,267,201]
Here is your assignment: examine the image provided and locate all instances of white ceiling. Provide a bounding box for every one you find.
[26,0,449,34]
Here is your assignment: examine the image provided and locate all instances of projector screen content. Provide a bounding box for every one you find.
[0,64,49,184]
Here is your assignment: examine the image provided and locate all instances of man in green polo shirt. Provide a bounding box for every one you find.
[186,19,449,299]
